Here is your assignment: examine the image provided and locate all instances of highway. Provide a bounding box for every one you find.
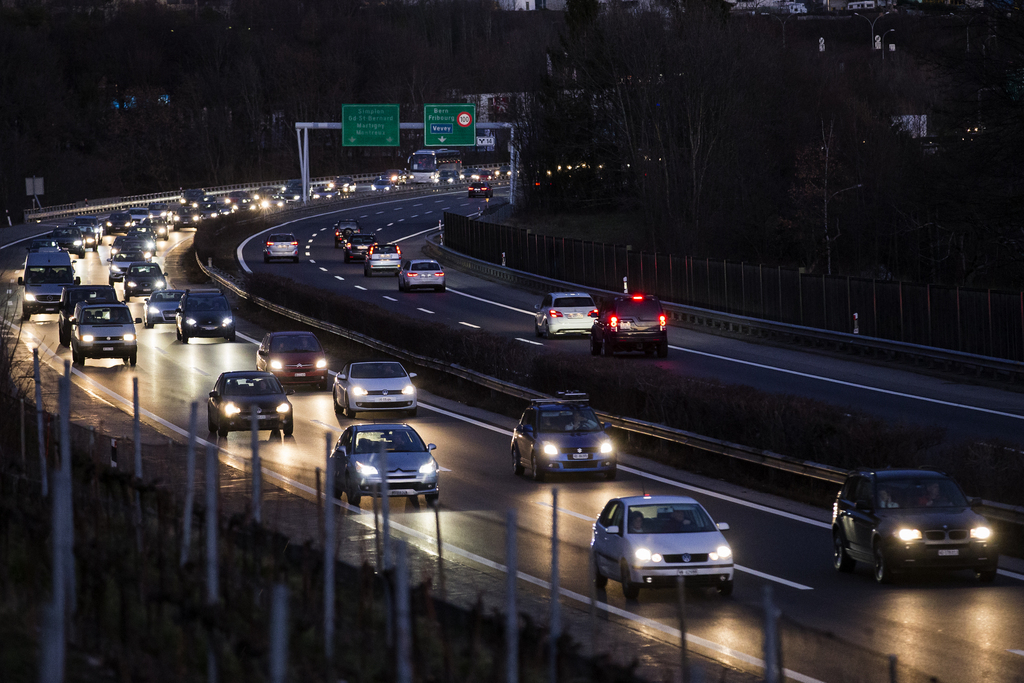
[4,190,1024,683]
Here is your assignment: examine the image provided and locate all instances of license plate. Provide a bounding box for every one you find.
[389,489,415,496]
[202,325,217,331]
[572,453,589,460]
[620,321,632,330]
[677,569,699,576]
[937,549,959,557]
[103,347,114,351]
[258,414,274,421]
[379,396,400,402]
[294,372,305,377]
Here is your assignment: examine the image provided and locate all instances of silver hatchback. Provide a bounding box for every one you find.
[144,289,184,328]
[398,259,446,292]
[364,243,402,276]
[263,233,299,263]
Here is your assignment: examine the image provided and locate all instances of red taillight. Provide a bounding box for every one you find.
[589,309,598,317]
[434,271,444,277]
[265,241,273,246]
[548,309,563,318]
[396,246,402,256]
[291,241,298,246]
[610,315,619,329]
[659,314,667,328]
[631,294,644,301]
[407,272,418,277]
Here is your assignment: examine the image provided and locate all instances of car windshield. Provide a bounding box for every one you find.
[69,289,114,305]
[626,504,717,534]
[52,228,78,237]
[876,478,968,509]
[375,245,398,254]
[30,240,58,249]
[114,253,141,263]
[270,335,320,353]
[410,262,441,271]
[350,362,407,379]
[186,297,229,312]
[537,406,602,433]
[150,291,182,303]
[80,307,133,325]
[353,428,425,454]
[351,236,374,245]
[25,266,74,284]
[553,296,594,308]
[223,376,284,396]
[127,265,161,276]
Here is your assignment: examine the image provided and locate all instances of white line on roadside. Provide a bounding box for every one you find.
[319,267,328,272]
[1009,650,1024,657]
[354,285,367,291]
[459,322,480,329]
[334,276,344,281]
[383,296,397,302]
[387,222,394,227]
[515,337,543,346]
[311,419,341,432]
[192,367,210,376]
[417,308,434,314]
[309,259,315,263]
[446,288,534,315]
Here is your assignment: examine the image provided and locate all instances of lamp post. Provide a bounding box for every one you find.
[854,12,891,52]
[949,12,985,54]
[823,183,862,275]
[881,29,895,59]
[761,12,798,49]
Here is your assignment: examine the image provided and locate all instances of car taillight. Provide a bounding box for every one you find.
[549,309,563,318]
[407,272,418,277]
[396,246,401,256]
[265,241,273,246]
[434,271,444,277]
[659,314,667,328]
[589,309,598,317]
[610,315,619,329]
[290,241,298,246]
[631,294,644,301]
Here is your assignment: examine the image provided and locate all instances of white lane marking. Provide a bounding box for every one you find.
[674,346,1024,422]
[307,239,314,243]
[236,331,261,345]
[392,224,443,244]
[999,569,1024,581]
[459,322,480,329]
[532,502,813,590]
[309,259,315,264]
[383,296,397,302]
[441,206,450,210]
[192,367,210,376]
[311,419,340,432]
[376,228,384,233]
[417,308,434,314]
[375,211,385,214]
[354,285,367,291]
[1009,650,1024,657]
[397,219,405,222]
[516,337,543,346]
[413,203,423,207]
[387,222,394,227]
[447,288,534,315]
[410,215,419,218]
[151,346,168,356]
[359,214,368,218]
[319,267,328,272]
[334,276,345,281]
[424,211,432,215]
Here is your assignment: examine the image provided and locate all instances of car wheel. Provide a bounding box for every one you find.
[530,451,545,482]
[21,309,30,322]
[217,425,228,438]
[293,257,299,263]
[344,254,350,263]
[129,353,137,367]
[717,580,734,597]
[226,331,236,342]
[594,557,608,588]
[425,492,439,506]
[535,322,543,338]
[436,285,445,292]
[977,568,997,583]
[541,321,551,339]
[364,269,370,277]
[71,348,81,365]
[406,406,417,418]
[346,474,361,506]
[657,341,669,358]
[601,338,614,357]
[343,399,356,419]
[124,293,131,302]
[620,562,640,600]
[59,329,68,347]
[832,530,856,573]
[590,335,600,356]
[264,255,270,263]
[317,379,328,391]
[398,280,406,292]
[873,542,894,584]
[181,333,189,344]
[144,318,152,329]
[512,446,525,476]
[605,466,617,481]
[283,421,293,437]
[208,410,216,433]
[332,388,341,413]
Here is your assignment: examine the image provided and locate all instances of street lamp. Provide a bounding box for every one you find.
[761,12,798,49]
[949,12,985,54]
[881,29,895,59]
[823,183,862,275]
[854,11,891,52]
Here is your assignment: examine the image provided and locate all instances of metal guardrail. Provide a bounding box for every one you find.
[195,254,1024,527]
[426,236,1024,385]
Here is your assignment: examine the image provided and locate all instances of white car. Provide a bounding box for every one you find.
[591,495,734,599]
[398,259,446,292]
[332,360,418,418]
[263,233,299,263]
[534,292,597,338]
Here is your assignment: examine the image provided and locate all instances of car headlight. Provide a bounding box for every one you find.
[143,251,152,259]
[73,240,82,246]
[222,317,232,326]
[186,318,197,325]
[155,280,164,288]
[355,461,378,476]
[971,526,992,540]
[351,387,368,397]
[710,545,732,560]
[419,461,437,474]
[276,403,290,413]
[148,306,159,314]
[127,281,137,288]
[316,358,327,369]
[635,548,662,562]
[542,443,558,456]
[123,333,135,342]
[600,441,613,454]
[402,385,415,396]
[224,403,241,416]
[80,334,94,342]
[24,293,36,302]
[111,265,122,272]
[897,528,922,541]
[270,360,283,370]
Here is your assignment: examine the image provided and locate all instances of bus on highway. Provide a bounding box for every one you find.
[408,148,462,184]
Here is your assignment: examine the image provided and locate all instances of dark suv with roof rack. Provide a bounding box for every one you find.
[590,294,668,358]
[511,392,616,482]
[832,468,998,584]
[175,289,235,344]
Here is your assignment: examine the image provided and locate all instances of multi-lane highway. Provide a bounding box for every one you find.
[4,188,1024,683]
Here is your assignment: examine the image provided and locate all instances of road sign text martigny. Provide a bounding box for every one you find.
[342,104,400,146]
[424,104,476,146]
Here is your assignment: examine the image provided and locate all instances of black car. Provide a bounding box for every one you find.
[105,211,135,234]
[333,219,362,246]
[343,234,377,262]
[108,251,145,285]
[590,294,668,358]
[467,181,493,198]
[511,393,616,481]
[180,188,206,207]
[832,468,998,584]
[49,227,86,257]
[57,285,119,347]
[123,262,167,301]
[176,289,235,343]
[207,371,293,438]
[26,238,61,253]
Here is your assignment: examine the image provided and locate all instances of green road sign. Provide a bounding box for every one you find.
[424,103,477,147]
[343,104,400,146]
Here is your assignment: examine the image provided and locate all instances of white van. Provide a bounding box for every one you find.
[785,2,808,12]
[18,251,80,321]
[847,1,876,9]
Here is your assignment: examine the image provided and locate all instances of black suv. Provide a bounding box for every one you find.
[590,294,668,358]
[50,227,86,257]
[333,219,362,247]
[58,285,119,347]
[175,289,235,344]
[832,468,998,584]
[343,234,377,262]
[511,393,616,482]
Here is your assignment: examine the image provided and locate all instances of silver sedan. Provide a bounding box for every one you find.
[143,289,184,328]
[398,259,446,292]
[333,360,418,418]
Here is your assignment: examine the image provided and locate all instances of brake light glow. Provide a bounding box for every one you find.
[610,315,619,329]
[659,314,667,328]
[631,294,644,301]
[407,272,418,277]
[265,241,273,246]
[548,309,563,318]
[291,241,298,246]
[589,309,598,317]
[396,246,402,256]
[434,271,444,276]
